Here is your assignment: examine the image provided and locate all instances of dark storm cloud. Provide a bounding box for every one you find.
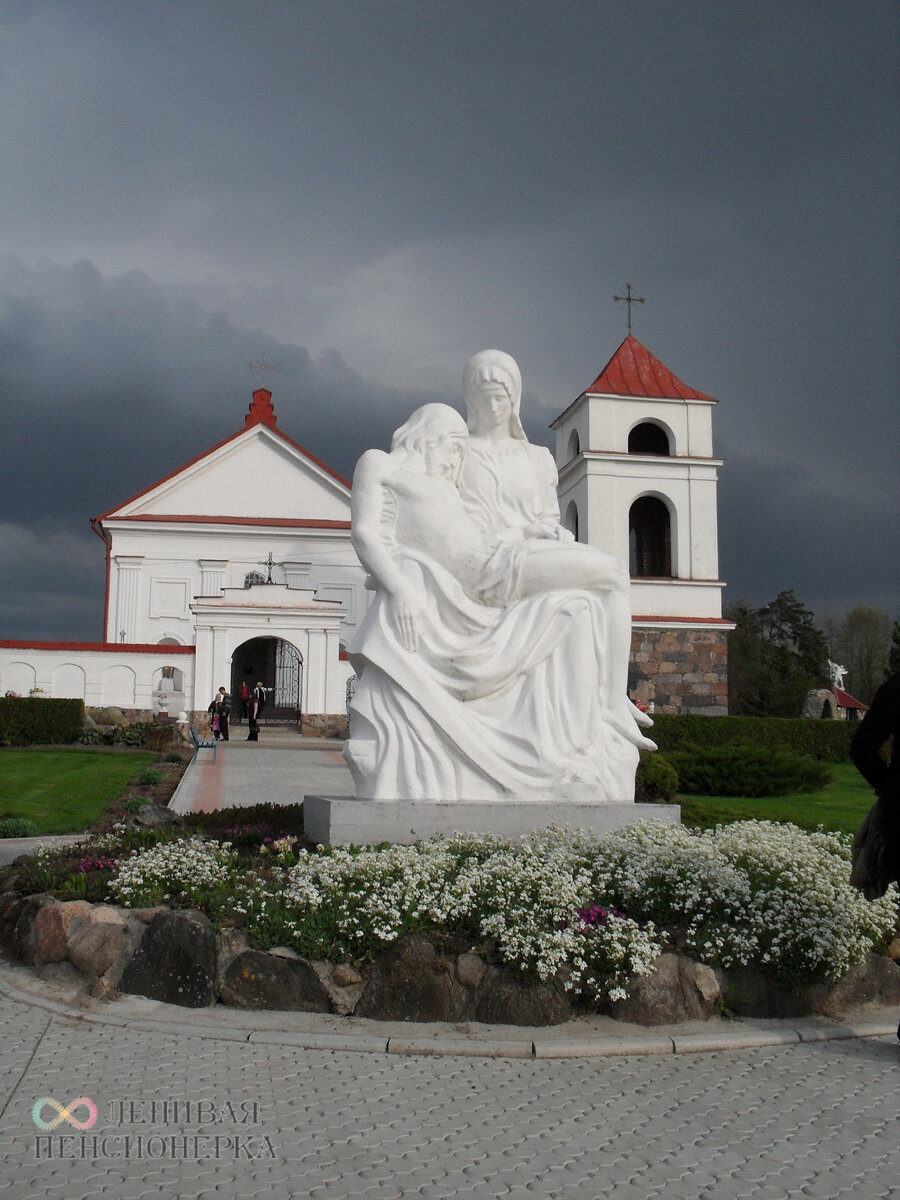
[719,450,900,618]
[0,257,447,637]
[0,1,896,636]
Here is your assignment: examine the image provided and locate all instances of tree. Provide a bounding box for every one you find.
[832,607,892,703]
[725,590,829,717]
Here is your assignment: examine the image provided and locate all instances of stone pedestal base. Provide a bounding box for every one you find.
[303,795,680,846]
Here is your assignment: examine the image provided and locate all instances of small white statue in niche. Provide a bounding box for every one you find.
[344,351,654,803]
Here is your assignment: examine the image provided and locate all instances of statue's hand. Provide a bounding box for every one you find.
[392,593,420,653]
[554,525,575,544]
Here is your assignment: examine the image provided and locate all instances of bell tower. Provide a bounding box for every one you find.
[551,335,732,715]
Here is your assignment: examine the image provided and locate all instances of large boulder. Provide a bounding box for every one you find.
[713,963,827,1019]
[471,966,572,1027]
[355,935,466,1022]
[818,952,900,1017]
[127,804,185,830]
[33,900,92,964]
[610,953,721,1025]
[66,905,130,977]
[219,949,331,1011]
[0,894,56,965]
[119,909,217,1007]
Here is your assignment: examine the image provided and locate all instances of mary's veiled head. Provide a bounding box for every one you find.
[463,350,526,440]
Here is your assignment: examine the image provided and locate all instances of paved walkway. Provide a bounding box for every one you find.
[0,960,897,1200]
[169,729,355,815]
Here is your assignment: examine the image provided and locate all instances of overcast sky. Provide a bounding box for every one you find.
[1,0,897,641]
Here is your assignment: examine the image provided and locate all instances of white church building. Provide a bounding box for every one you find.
[0,336,731,724]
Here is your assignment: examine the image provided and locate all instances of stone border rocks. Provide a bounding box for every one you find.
[1,893,898,1025]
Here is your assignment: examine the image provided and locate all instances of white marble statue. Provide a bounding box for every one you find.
[344,353,654,803]
[828,660,848,690]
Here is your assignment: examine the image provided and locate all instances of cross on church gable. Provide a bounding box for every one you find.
[613,283,645,333]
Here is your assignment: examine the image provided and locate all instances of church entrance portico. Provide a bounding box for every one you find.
[191,583,352,722]
[231,636,303,724]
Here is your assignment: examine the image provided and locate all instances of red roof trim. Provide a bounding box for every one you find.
[0,641,196,654]
[631,616,734,625]
[583,336,715,402]
[104,515,351,529]
[832,686,868,711]
[94,399,351,524]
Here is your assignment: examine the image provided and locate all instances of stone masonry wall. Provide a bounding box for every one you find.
[630,628,729,717]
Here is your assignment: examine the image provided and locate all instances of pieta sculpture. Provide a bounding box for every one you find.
[344,349,654,803]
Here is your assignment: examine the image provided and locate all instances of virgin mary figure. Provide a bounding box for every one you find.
[343,367,653,804]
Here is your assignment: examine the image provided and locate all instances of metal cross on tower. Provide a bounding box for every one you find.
[258,552,286,584]
[613,283,645,333]
[248,350,282,389]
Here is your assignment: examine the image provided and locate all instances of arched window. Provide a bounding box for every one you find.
[567,429,581,460]
[628,422,670,456]
[629,497,672,577]
[564,500,579,542]
[244,571,266,588]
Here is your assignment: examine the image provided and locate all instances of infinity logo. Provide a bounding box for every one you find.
[32,1096,98,1132]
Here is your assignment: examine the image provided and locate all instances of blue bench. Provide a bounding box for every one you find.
[189,723,217,764]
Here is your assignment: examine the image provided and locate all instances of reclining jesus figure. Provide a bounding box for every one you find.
[344,358,654,803]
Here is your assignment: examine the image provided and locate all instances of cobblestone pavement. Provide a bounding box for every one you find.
[1,982,897,1200]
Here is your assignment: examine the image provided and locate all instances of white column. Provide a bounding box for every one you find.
[114,556,143,643]
[305,629,327,715]
[323,628,343,712]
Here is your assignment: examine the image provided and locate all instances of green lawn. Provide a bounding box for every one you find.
[678,763,873,834]
[0,748,159,835]
[0,749,874,840]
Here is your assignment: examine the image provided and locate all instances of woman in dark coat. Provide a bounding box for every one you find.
[849,673,900,899]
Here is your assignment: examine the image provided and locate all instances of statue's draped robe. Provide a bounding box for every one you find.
[345,448,639,800]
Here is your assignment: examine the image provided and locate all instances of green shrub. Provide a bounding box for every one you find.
[668,744,830,798]
[183,802,306,839]
[650,714,855,763]
[0,817,40,838]
[635,751,678,802]
[137,768,163,786]
[0,698,84,746]
[146,725,177,753]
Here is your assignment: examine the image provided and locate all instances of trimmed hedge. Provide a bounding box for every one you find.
[649,714,855,763]
[0,698,84,746]
[80,722,177,751]
[635,750,679,802]
[667,745,830,798]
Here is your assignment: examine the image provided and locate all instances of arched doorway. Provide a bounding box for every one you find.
[231,637,303,724]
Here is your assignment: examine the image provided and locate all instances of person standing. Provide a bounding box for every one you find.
[246,691,260,742]
[848,672,900,1040]
[240,680,251,720]
[208,685,231,742]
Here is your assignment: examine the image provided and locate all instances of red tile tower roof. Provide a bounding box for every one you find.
[584,335,715,402]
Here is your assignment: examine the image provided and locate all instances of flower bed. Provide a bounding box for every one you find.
[3,816,896,1016]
